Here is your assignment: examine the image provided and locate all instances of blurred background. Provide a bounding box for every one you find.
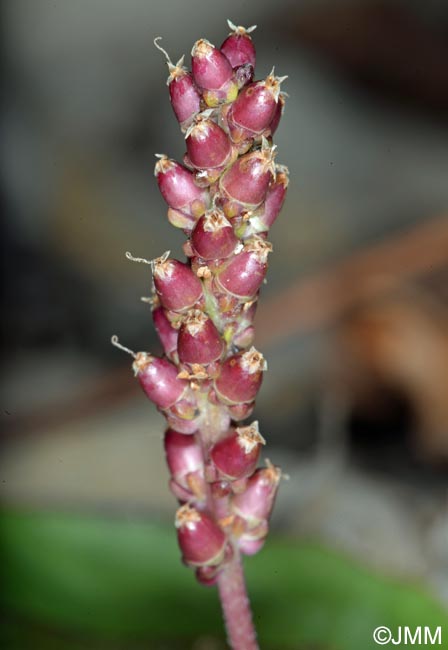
[1,0,448,648]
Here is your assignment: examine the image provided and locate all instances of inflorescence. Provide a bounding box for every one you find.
[113,19,288,588]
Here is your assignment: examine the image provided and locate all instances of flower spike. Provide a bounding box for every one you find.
[116,20,289,649]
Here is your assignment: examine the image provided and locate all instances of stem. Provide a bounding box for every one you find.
[198,399,259,649]
[217,553,259,650]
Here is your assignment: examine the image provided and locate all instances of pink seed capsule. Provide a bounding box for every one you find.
[191,39,233,91]
[191,39,239,107]
[226,71,287,140]
[232,460,282,525]
[178,309,223,365]
[220,21,257,69]
[164,429,205,491]
[152,304,178,360]
[155,155,209,219]
[214,346,267,405]
[185,113,233,170]
[154,39,201,129]
[250,166,289,233]
[170,72,202,129]
[219,139,276,216]
[210,421,266,480]
[153,255,203,312]
[216,238,272,299]
[132,352,188,409]
[175,504,227,567]
[191,210,238,260]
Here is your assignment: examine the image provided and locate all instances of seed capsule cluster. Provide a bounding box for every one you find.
[117,21,287,586]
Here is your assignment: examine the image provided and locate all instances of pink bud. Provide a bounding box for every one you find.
[153,256,203,312]
[191,38,232,89]
[191,39,238,106]
[210,422,266,480]
[220,22,257,69]
[214,346,267,405]
[164,429,205,494]
[164,429,202,473]
[169,72,201,129]
[154,39,201,129]
[216,238,272,299]
[155,155,208,219]
[219,140,276,216]
[152,304,178,360]
[178,309,224,365]
[133,352,187,409]
[185,113,232,170]
[250,166,289,233]
[232,460,282,524]
[175,504,227,566]
[191,210,238,260]
[227,72,286,139]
